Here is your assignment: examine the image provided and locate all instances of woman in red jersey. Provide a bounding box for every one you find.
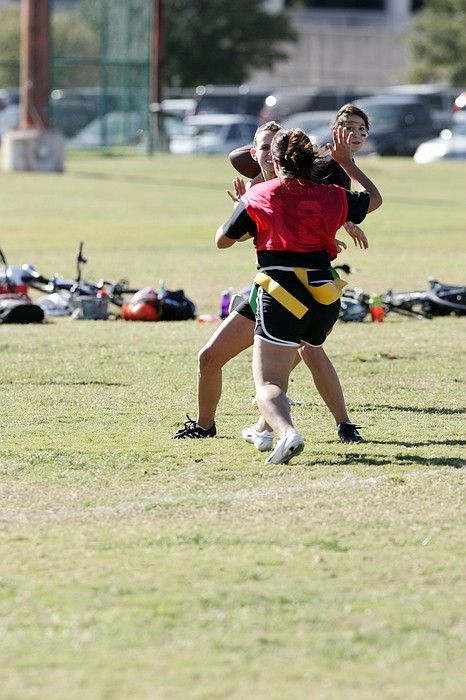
[215,126,382,465]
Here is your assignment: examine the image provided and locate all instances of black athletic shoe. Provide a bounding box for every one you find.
[172,415,217,439]
[337,422,363,443]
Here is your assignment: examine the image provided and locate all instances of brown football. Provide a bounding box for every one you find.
[228,144,261,179]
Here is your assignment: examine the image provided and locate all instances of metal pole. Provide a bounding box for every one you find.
[150,0,168,151]
[20,0,50,129]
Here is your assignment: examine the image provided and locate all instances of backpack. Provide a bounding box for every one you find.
[0,295,45,324]
[158,288,196,321]
[120,287,195,322]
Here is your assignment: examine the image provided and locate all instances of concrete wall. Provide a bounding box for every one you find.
[251,2,414,90]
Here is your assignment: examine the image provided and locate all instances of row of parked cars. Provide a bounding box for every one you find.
[0,84,465,161]
[165,83,466,162]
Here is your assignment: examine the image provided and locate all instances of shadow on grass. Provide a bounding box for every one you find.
[3,380,127,387]
[358,403,465,415]
[305,452,464,469]
[395,454,464,469]
[303,454,393,468]
[365,438,466,448]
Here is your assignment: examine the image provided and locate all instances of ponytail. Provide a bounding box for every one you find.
[271,128,319,180]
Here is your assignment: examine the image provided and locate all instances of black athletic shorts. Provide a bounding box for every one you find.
[235,298,255,322]
[255,268,340,347]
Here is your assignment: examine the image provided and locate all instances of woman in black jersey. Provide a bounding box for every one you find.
[215,125,382,465]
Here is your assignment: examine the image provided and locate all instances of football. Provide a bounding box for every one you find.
[228,144,261,179]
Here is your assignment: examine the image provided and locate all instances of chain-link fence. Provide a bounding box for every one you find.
[51,0,152,150]
[0,0,153,151]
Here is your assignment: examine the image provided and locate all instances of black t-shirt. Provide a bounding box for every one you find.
[316,158,351,189]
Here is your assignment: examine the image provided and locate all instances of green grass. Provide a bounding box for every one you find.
[0,153,465,699]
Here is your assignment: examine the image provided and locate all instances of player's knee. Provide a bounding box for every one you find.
[301,345,327,369]
[198,344,223,372]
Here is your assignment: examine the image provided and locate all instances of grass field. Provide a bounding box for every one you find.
[0,152,465,699]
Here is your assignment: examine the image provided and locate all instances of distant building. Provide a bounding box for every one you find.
[252,0,425,89]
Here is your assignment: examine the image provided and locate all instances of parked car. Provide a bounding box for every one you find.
[0,88,19,110]
[311,95,437,156]
[169,114,260,155]
[0,104,19,141]
[50,87,149,137]
[67,111,145,149]
[414,122,466,163]
[452,91,466,123]
[381,84,462,131]
[281,110,335,135]
[258,87,372,123]
[193,85,272,119]
[160,98,196,120]
[150,98,197,144]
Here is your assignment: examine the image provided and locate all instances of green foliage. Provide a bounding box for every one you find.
[0,4,20,87]
[164,0,297,87]
[407,0,466,85]
[0,3,100,89]
[52,12,100,87]
[0,0,295,94]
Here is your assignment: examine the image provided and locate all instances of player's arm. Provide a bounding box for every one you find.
[328,127,382,213]
[216,202,256,249]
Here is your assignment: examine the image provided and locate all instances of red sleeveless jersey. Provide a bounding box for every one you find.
[241,178,349,260]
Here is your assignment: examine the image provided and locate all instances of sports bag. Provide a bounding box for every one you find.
[158,288,196,321]
[121,287,195,322]
[0,295,45,324]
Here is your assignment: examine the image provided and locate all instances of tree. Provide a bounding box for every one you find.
[407,0,466,85]
[0,5,20,87]
[0,4,100,89]
[0,1,296,91]
[164,0,297,87]
[52,11,100,88]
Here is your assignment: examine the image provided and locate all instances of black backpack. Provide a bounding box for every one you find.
[0,296,45,324]
[158,289,196,321]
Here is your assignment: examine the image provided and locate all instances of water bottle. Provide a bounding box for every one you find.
[220,289,231,319]
[369,294,384,322]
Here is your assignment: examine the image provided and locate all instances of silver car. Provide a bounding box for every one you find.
[414,123,466,163]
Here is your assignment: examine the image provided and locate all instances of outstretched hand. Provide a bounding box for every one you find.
[226,176,247,204]
[327,126,353,165]
[343,221,368,249]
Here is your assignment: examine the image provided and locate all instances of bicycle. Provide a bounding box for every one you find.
[21,242,141,319]
[340,278,466,322]
[21,242,196,321]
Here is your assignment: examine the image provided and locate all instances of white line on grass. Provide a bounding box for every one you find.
[0,469,442,527]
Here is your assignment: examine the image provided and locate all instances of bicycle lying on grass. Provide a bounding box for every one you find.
[339,278,466,322]
[20,242,196,321]
[0,247,45,323]
[21,243,140,319]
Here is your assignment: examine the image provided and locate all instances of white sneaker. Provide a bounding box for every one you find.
[241,426,274,452]
[265,429,304,465]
